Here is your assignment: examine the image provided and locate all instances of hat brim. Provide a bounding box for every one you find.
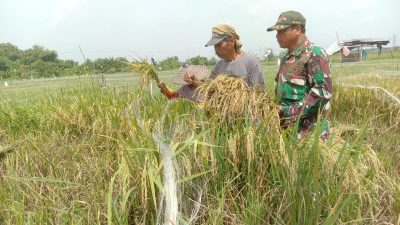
[205,36,225,47]
[267,24,290,32]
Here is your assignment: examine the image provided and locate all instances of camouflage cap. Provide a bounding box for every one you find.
[267,10,306,32]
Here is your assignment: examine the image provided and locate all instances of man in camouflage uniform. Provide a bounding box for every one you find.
[267,11,333,141]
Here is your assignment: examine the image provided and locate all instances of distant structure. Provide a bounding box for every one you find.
[264,48,273,59]
[341,39,389,62]
[4,81,8,87]
[327,39,390,62]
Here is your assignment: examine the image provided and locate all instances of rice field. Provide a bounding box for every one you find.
[0,58,399,224]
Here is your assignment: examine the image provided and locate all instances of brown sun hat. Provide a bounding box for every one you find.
[172,65,209,85]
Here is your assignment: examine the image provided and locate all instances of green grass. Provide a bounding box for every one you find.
[0,59,399,224]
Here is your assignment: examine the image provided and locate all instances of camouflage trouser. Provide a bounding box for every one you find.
[298,115,330,142]
[318,119,330,142]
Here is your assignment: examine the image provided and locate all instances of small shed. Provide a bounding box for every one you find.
[340,39,390,62]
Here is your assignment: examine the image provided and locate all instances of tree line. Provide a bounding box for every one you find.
[0,43,218,79]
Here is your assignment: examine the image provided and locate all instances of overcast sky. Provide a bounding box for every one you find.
[1,0,399,63]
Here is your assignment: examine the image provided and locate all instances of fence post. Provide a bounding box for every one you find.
[101,74,106,87]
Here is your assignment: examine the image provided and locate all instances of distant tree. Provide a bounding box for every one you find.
[207,57,217,65]
[19,45,58,65]
[0,43,136,78]
[158,56,181,70]
[0,43,21,61]
[0,56,11,71]
[188,55,208,65]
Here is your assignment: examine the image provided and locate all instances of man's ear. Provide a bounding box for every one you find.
[295,25,302,35]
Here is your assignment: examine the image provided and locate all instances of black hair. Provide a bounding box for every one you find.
[300,25,306,33]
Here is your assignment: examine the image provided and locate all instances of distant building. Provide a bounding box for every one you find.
[327,39,390,62]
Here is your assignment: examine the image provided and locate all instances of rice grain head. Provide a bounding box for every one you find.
[196,75,279,126]
[126,59,160,88]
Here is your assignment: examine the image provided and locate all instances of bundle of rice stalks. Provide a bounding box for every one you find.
[196,75,279,124]
[126,59,160,87]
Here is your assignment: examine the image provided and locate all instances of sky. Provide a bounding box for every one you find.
[1,0,399,63]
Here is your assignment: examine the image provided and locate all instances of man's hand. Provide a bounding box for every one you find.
[183,70,204,88]
[157,81,169,93]
[183,71,195,84]
[157,81,166,88]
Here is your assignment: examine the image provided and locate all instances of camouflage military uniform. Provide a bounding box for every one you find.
[275,37,333,141]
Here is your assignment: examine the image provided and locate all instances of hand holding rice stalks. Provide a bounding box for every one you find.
[196,75,279,125]
[126,59,160,87]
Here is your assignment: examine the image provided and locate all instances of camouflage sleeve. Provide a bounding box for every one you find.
[302,52,332,117]
[279,52,332,122]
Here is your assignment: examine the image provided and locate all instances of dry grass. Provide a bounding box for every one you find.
[1,68,400,224]
[299,127,400,223]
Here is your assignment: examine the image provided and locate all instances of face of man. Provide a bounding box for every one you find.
[276,25,302,49]
[214,38,236,59]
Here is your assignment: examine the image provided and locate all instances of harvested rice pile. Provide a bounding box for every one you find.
[196,75,279,124]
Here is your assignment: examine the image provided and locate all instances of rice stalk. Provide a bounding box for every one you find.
[126,59,160,88]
